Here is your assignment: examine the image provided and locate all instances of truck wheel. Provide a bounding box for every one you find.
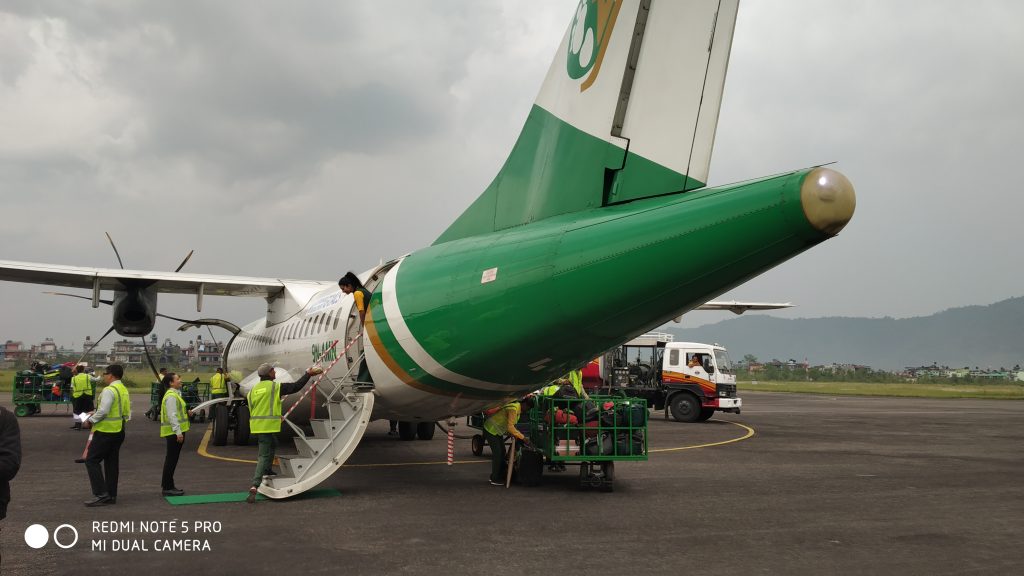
[14,405,29,417]
[212,404,229,446]
[416,421,435,440]
[600,462,615,492]
[697,408,715,422]
[669,393,701,423]
[471,434,484,456]
[234,405,251,445]
[398,421,417,441]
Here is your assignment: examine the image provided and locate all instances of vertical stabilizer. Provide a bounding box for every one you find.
[436,0,740,245]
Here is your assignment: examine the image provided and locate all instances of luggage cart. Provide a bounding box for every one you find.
[147,380,210,422]
[523,394,649,491]
[11,371,76,417]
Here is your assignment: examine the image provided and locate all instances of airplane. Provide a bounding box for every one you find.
[0,0,854,497]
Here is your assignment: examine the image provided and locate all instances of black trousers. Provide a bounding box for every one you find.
[85,430,125,498]
[162,435,184,490]
[72,395,94,416]
[484,431,506,483]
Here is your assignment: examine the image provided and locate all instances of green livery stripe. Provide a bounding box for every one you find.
[435,105,699,244]
[396,168,826,388]
[366,289,511,400]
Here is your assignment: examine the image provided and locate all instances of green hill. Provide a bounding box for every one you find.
[664,297,1024,371]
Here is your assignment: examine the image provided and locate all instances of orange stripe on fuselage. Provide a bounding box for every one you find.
[364,305,463,399]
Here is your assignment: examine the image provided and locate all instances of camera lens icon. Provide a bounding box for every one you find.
[24,524,79,549]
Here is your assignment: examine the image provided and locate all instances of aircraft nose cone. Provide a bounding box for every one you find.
[800,167,856,236]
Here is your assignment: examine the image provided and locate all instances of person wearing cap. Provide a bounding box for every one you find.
[82,364,131,507]
[246,363,323,504]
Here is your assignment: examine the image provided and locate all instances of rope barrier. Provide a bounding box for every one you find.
[279,334,361,423]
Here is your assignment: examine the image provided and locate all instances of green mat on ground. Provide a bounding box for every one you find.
[165,488,342,505]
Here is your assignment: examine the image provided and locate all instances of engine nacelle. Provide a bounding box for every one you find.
[111,284,158,337]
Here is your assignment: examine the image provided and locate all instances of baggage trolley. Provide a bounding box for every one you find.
[11,371,76,417]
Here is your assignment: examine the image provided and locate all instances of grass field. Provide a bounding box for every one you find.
[3,369,1023,400]
[741,380,1024,400]
[0,369,215,394]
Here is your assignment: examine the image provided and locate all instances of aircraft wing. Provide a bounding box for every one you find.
[697,301,793,315]
[0,259,329,297]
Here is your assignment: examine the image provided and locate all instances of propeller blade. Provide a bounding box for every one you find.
[173,250,194,273]
[105,232,125,269]
[141,337,161,382]
[72,325,117,369]
[43,291,113,306]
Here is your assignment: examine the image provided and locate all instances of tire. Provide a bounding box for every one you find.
[697,408,715,422]
[416,421,435,440]
[14,405,29,418]
[518,449,544,487]
[669,393,702,423]
[471,434,484,456]
[398,421,417,441]
[30,404,41,415]
[234,405,251,446]
[600,461,615,492]
[212,404,229,446]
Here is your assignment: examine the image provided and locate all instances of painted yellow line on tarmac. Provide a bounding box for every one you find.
[648,419,755,453]
[198,419,755,467]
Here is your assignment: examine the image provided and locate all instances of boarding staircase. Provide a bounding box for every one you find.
[259,341,374,499]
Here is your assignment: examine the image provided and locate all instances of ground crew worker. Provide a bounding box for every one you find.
[159,373,189,496]
[338,271,374,390]
[482,396,534,486]
[209,367,230,400]
[567,368,589,399]
[70,365,100,430]
[246,363,323,504]
[83,364,131,507]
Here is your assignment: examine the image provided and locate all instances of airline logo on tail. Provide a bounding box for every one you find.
[567,0,622,91]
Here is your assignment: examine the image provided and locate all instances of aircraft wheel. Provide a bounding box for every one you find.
[471,434,484,456]
[212,404,229,446]
[416,421,435,440]
[669,393,701,423]
[696,408,715,422]
[397,421,417,441]
[233,405,251,445]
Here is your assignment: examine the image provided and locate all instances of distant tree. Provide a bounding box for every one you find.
[743,354,758,364]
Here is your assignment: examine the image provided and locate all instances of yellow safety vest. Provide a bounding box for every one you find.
[159,388,191,437]
[247,379,281,434]
[568,369,583,396]
[93,381,131,433]
[72,373,94,398]
[483,402,520,436]
[210,372,227,394]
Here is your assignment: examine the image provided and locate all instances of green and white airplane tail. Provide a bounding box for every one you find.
[436,0,740,244]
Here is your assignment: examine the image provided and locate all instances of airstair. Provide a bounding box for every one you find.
[259,341,374,499]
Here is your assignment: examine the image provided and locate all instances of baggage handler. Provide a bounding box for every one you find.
[159,373,189,496]
[210,367,230,400]
[70,365,100,430]
[246,362,323,504]
[482,396,534,486]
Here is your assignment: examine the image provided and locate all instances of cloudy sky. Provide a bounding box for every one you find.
[1,0,1022,350]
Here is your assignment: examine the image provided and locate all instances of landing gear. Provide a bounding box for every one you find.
[397,421,417,441]
[234,405,251,445]
[416,421,435,440]
[471,434,484,456]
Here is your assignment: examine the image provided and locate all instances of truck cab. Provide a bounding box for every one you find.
[594,333,741,423]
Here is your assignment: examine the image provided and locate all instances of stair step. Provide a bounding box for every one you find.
[310,419,339,438]
[293,437,330,458]
[277,455,312,478]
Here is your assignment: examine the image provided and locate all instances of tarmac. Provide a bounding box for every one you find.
[1,391,1022,575]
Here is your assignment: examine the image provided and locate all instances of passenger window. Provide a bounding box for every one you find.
[333,311,341,330]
